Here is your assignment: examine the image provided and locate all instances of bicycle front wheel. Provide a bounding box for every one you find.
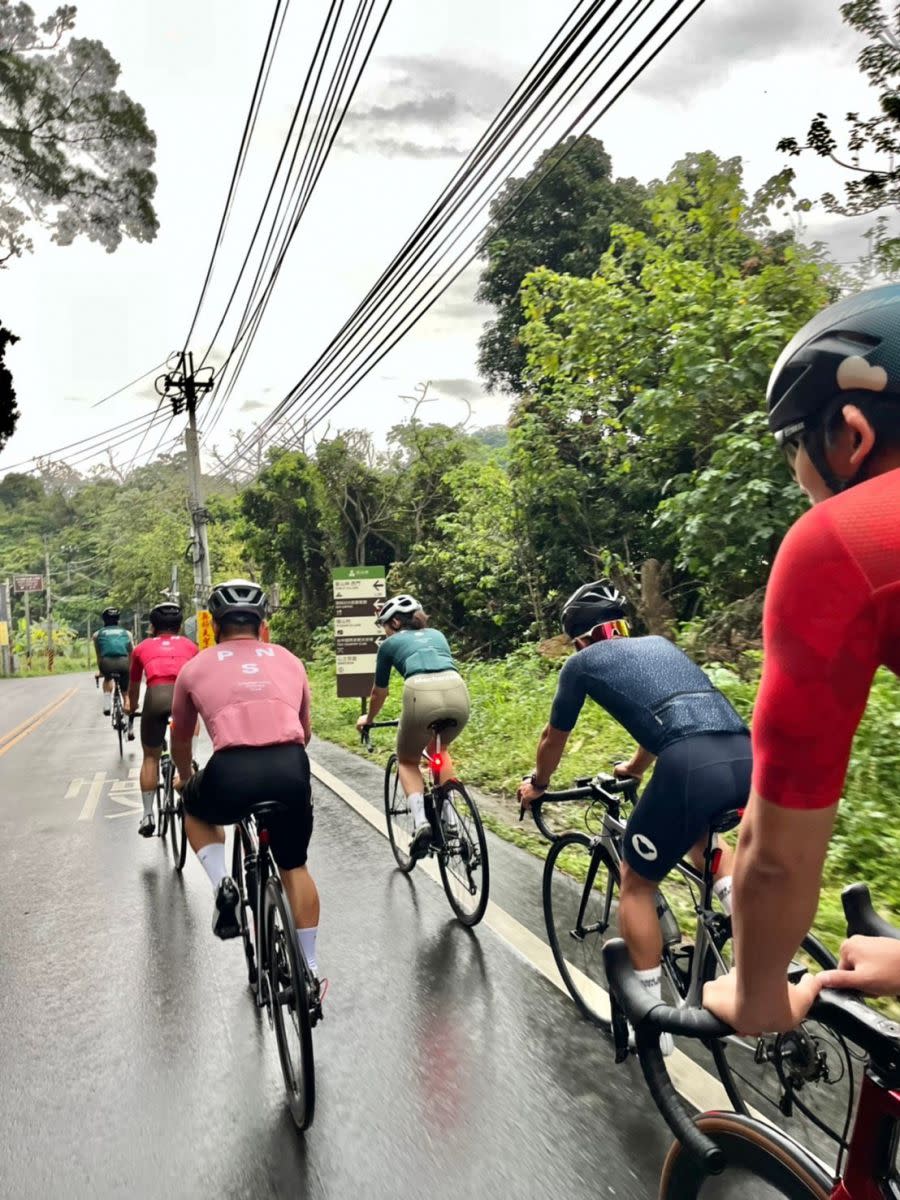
[660,1113,832,1199]
[543,832,620,1027]
[437,781,489,927]
[704,936,847,1169]
[263,877,315,1131]
[384,754,415,873]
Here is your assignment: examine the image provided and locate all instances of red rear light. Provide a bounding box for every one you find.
[432,753,444,773]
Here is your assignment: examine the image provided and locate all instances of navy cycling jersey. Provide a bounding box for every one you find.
[549,635,747,754]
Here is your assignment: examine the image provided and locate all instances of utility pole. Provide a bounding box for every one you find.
[0,577,10,677]
[24,589,31,668]
[44,539,53,672]
[158,353,214,610]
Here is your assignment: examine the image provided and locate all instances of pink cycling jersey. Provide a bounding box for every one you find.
[130,635,198,688]
[171,639,311,751]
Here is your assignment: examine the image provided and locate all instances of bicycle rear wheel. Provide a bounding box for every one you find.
[384,753,415,872]
[263,876,315,1131]
[166,760,188,871]
[114,698,124,758]
[703,936,847,1169]
[437,781,489,927]
[232,825,258,988]
[156,760,169,841]
[660,1113,832,1198]
[543,832,620,1027]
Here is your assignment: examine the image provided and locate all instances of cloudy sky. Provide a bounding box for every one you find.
[0,0,880,474]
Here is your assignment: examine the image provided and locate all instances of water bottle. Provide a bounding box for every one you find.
[656,892,682,946]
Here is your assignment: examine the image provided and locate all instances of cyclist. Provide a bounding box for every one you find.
[703,284,900,1034]
[93,607,133,722]
[356,594,469,861]
[169,580,322,985]
[125,602,198,838]
[518,582,751,1048]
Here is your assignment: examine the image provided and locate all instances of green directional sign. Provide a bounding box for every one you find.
[332,566,385,698]
[331,566,385,581]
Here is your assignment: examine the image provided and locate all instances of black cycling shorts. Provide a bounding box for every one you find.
[182,743,313,871]
[622,732,752,883]
[98,655,130,686]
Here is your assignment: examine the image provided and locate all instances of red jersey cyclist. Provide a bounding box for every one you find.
[125,602,198,838]
[703,285,900,1032]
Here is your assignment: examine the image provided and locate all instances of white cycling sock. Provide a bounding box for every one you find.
[408,792,426,828]
[713,875,734,915]
[296,926,318,975]
[101,690,110,715]
[630,967,674,1056]
[141,790,155,818]
[197,842,227,891]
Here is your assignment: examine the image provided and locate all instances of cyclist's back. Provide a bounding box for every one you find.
[95,624,133,660]
[754,466,900,810]
[551,634,747,752]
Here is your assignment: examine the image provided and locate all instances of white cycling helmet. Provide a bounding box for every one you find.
[375,594,422,627]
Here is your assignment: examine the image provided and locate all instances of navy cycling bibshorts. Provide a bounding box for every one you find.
[622,731,751,883]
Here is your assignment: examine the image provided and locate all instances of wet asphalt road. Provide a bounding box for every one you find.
[1,672,699,1198]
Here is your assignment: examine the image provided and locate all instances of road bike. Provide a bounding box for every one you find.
[95,671,132,758]
[231,800,321,1132]
[153,722,188,870]
[605,883,900,1198]
[526,771,840,1145]
[362,718,490,927]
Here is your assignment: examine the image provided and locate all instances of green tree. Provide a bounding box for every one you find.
[0,1,158,263]
[516,152,832,610]
[476,135,647,394]
[0,319,18,447]
[777,2,900,266]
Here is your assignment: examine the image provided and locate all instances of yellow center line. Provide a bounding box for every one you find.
[0,687,77,759]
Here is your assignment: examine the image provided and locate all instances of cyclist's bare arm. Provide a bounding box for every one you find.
[518,724,571,807]
[357,684,388,729]
[704,794,836,1033]
[615,745,655,779]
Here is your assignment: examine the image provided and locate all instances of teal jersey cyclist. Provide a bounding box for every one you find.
[93,606,134,718]
[357,594,470,861]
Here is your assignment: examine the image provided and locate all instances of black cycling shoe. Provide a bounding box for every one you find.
[408,824,432,861]
[138,814,155,838]
[127,726,135,742]
[212,877,241,941]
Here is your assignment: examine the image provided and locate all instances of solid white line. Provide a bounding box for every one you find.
[309,757,733,1114]
[77,771,106,822]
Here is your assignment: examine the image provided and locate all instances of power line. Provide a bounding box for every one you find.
[0,407,163,473]
[180,0,291,354]
[90,360,168,408]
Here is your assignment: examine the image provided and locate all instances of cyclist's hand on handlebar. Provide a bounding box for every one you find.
[355,715,373,732]
[702,968,822,1035]
[816,935,900,997]
[517,778,543,811]
[613,761,641,781]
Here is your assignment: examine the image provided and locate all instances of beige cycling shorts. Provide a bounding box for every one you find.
[397,670,470,762]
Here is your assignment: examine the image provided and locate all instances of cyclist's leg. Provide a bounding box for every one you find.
[97,658,117,713]
[396,679,432,855]
[180,759,241,938]
[137,686,173,835]
[678,734,751,914]
[267,748,318,972]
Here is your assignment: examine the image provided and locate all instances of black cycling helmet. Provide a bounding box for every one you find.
[149,602,182,627]
[561,581,628,640]
[767,284,900,489]
[207,578,267,622]
[101,606,120,625]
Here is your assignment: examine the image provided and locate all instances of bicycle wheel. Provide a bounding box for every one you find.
[232,825,258,988]
[704,936,848,1168]
[114,697,124,758]
[156,761,169,841]
[437,780,489,927]
[384,753,415,873]
[660,1113,832,1198]
[543,832,620,1026]
[263,876,315,1131]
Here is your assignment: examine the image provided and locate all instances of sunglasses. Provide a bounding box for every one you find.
[775,423,805,474]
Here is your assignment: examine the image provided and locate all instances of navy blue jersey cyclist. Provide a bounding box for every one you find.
[518,581,751,1050]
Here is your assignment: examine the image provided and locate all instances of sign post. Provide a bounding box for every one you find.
[14,575,43,670]
[332,566,386,700]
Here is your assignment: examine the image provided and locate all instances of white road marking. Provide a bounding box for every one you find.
[77,771,107,822]
[309,756,734,1115]
[64,778,84,801]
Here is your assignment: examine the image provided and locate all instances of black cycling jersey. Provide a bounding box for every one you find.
[549,635,747,754]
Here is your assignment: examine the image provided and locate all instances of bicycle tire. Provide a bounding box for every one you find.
[543,832,620,1027]
[263,876,315,1131]
[232,826,258,988]
[437,780,490,927]
[171,795,188,872]
[114,697,124,758]
[704,935,846,1162]
[659,1112,832,1198]
[384,753,415,873]
[156,760,169,841]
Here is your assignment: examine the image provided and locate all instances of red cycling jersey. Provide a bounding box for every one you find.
[130,634,198,689]
[753,467,900,811]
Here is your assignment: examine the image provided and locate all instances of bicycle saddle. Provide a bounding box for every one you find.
[709,808,743,834]
[249,799,290,821]
[428,717,458,734]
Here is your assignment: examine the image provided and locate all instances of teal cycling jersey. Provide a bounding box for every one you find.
[374,628,456,688]
[94,626,133,658]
